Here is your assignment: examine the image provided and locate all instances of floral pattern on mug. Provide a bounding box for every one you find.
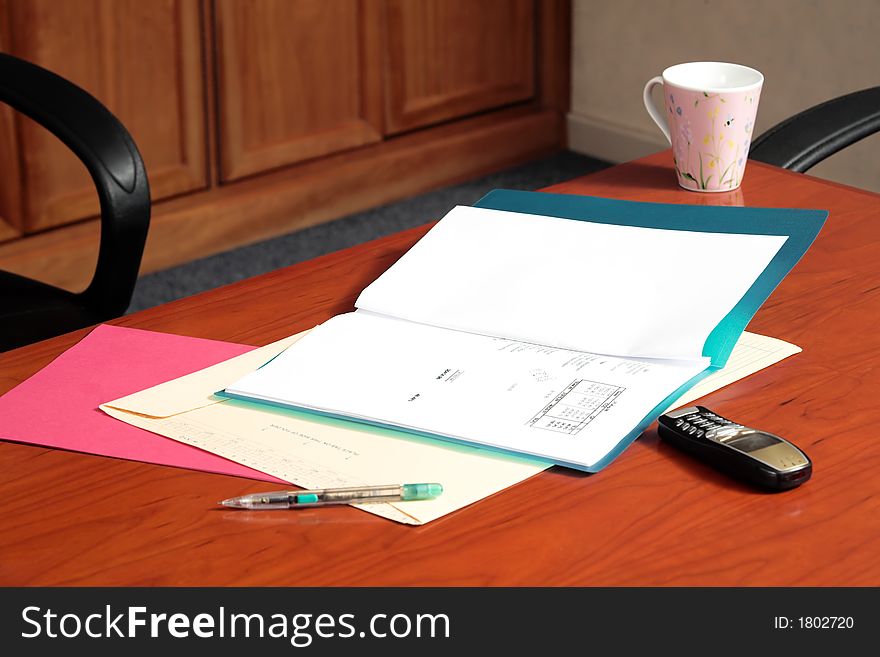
[666,87,761,192]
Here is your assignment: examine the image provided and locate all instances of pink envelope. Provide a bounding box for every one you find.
[0,324,283,483]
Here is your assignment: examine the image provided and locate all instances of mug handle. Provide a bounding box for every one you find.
[643,76,671,144]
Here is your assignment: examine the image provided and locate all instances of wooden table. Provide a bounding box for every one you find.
[2,151,878,586]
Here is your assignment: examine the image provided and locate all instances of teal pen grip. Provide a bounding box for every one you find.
[401,483,443,501]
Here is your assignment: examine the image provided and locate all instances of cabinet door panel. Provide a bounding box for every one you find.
[214,0,383,181]
[384,0,535,135]
[2,0,207,233]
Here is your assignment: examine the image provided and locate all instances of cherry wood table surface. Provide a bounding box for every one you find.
[1,151,878,586]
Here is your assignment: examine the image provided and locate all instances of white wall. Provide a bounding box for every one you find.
[568,0,880,192]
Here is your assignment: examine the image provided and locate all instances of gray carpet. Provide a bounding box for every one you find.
[129,150,610,312]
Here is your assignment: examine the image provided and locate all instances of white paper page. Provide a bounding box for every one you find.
[355,206,787,360]
[226,312,710,470]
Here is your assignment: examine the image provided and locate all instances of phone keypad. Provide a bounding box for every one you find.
[675,411,744,441]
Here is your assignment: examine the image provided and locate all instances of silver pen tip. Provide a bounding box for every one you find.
[220,498,242,508]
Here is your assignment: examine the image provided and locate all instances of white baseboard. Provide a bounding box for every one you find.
[567,112,668,163]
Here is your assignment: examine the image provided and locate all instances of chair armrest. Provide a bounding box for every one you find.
[749,86,880,173]
[0,53,150,315]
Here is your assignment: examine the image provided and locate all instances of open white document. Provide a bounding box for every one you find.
[227,312,710,469]
[223,206,791,471]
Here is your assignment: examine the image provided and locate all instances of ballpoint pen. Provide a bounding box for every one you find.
[219,483,443,510]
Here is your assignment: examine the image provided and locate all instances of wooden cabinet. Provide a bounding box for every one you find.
[0,0,569,294]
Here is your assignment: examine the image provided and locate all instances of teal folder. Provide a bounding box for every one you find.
[222,191,827,472]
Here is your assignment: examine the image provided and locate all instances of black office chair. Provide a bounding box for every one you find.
[749,86,880,173]
[0,53,150,353]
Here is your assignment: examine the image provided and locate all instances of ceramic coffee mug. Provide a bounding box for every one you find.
[643,62,763,192]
